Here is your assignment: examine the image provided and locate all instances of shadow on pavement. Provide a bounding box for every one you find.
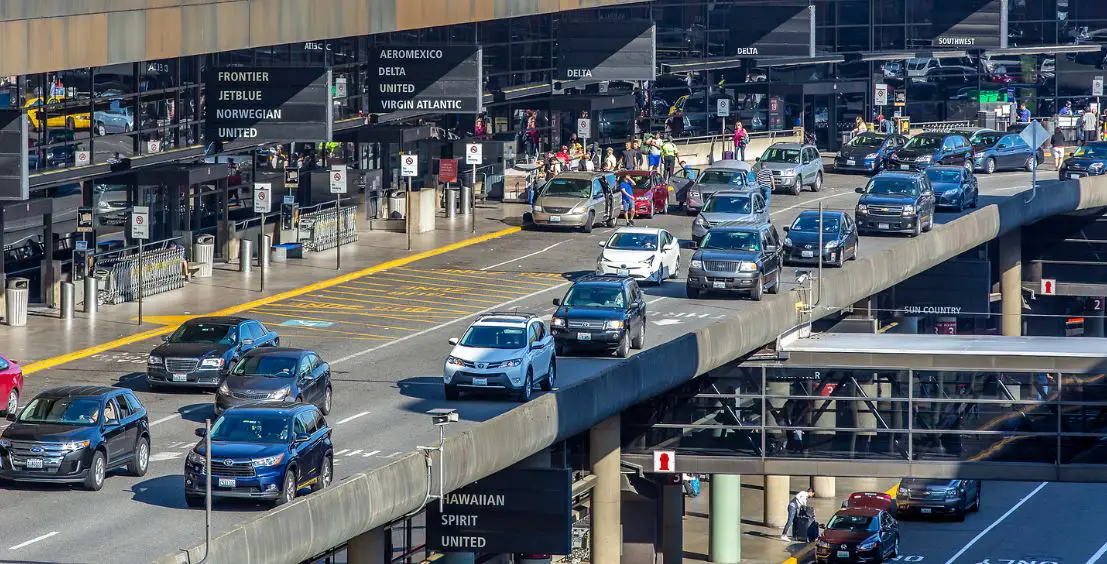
[395,376,511,422]
[179,403,215,423]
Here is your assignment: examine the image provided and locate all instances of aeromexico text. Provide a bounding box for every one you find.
[374,48,469,111]
[435,492,506,549]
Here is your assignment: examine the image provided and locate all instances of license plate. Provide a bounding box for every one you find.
[1070,173,1081,180]
[801,250,814,258]
[577,332,592,341]
[549,215,561,222]
[900,164,910,170]
[846,159,856,166]
[713,281,726,289]
[172,373,187,382]
[616,268,629,277]
[837,551,850,559]
[217,477,236,488]
[24,458,43,469]
[472,377,487,386]
[878,223,890,230]
[921,507,932,514]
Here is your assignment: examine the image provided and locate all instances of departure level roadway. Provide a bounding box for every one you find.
[0,168,1075,562]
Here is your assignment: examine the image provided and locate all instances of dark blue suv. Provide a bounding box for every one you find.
[147,317,280,390]
[834,132,907,174]
[1059,142,1107,180]
[551,274,647,358]
[184,403,333,507]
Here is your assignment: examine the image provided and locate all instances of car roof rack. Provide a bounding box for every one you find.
[475,311,536,321]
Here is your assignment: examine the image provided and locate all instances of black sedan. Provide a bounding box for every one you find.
[924,166,979,211]
[214,348,333,415]
[782,210,858,267]
[147,317,279,390]
[834,132,907,174]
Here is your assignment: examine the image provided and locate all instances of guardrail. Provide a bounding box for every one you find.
[299,206,358,252]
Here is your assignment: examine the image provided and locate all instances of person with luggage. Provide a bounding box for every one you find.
[781,487,815,542]
[733,120,749,162]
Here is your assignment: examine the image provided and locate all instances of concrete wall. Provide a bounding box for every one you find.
[154,176,1107,564]
[0,0,642,76]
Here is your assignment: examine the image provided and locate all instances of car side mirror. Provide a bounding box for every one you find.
[294,433,310,444]
[5,412,15,421]
[195,428,207,438]
[552,298,561,306]
[855,187,865,194]
[530,342,543,350]
[448,337,459,346]
[597,241,606,247]
[688,240,698,249]
[782,226,790,232]
[242,339,254,346]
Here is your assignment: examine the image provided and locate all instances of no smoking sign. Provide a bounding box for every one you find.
[401,155,419,177]
[465,143,482,165]
[329,166,347,194]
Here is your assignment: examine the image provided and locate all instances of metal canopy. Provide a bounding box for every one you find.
[333,123,435,144]
[547,93,635,112]
[134,163,230,185]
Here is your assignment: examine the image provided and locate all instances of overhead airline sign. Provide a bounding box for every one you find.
[205,67,331,144]
[0,109,28,201]
[557,20,656,82]
[724,2,812,57]
[366,46,482,114]
[930,0,1002,47]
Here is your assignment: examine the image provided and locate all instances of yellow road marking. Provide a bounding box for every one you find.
[263,305,450,324]
[377,270,548,292]
[318,289,478,313]
[276,329,384,342]
[21,226,521,375]
[305,292,467,314]
[341,282,507,305]
[396,267,555,288]
[349,277,524,299]
[140,315,203,325]
[282,301,366,312]
[251,308,418,332]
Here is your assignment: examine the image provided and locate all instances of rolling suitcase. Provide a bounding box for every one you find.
[723,150,735,160]
[792,514,813,541]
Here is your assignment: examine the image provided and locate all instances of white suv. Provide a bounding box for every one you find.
[443,313,556,402]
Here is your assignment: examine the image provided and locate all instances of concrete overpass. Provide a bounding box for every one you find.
[151,176,1107,563]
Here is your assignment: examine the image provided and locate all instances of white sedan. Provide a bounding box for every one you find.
[595,227,681,284]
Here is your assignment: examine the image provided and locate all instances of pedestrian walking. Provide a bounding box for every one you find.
[619,174,636,226]
[1052,125,1067,169]
[661,136,679,178]
[1082,106,1098,143]
[781,488,815,542]
[733,120,749,161]
[755,158,775,205]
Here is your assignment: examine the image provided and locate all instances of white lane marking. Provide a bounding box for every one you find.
[943,481,1048,564]
[647,296,666,304]
[334,448,351,456]
[346,449,363,456]
[336,411,370,425]
[361,450,381,457]
[151,404,209,427]
[9,531,59,551]
[1086,539,1107,564]
[331,283,570,366]
[149,452,183,462]
[480,241,568,270]
[770,191,855,217]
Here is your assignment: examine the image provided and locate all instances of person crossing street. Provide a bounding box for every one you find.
[619,174,637,226]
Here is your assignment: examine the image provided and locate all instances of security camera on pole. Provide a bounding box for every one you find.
[465,143,482,234]
[329,165,347,270]
[401,154,419,250]
[253,183,272,292]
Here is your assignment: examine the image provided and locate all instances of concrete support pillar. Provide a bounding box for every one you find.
[709,474,741,564]
[660,482,685,564]
[590,414,622,564]
[441,554,476,564]
[347,527,387,564]
[763,475,790,528]
[811,476,836,498]
[1000,229,1022,337]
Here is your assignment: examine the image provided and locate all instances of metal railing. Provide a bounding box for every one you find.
[94,243,186,305]
[298,205,358,252]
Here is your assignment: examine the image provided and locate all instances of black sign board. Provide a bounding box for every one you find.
[888,259,990,317]
[366,46,482,114]
[0,110,28,201]
[205,67,331,144]
[929,0,1002,48]
[77,206,94,233]
[284,168,299,189]
[722,2,811,57]
[557,20,656,82]
[428,468,571,554]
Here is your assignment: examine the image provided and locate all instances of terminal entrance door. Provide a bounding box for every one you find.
[803,81,867,151]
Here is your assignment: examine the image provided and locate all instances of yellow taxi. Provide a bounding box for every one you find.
[24,96,92,130]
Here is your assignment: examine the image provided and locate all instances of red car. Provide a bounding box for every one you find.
[843,491,895,513]
[622,170,669,218]
[0,354,23,416]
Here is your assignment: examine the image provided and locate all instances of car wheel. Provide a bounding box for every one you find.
[321,386,333,415]
[275,467,298,506]
[791,180,801,196]
[185,494,205,508]
[890,537,899,559]
[1025,155,1035,171]
[540,358,556,391]
[749,276,763,301]
[605,215,617,228]
[96,123,106,137]
[971,194,979,208]
[515,370,533,402]
[686,285,701,299]
[954,508,966,522]
[444,385,460,400]
[850,240,859,260]
[767,271,780,293]
[5,387,17,415]
[964,158,973,172]
[923,213,933,233]
[84,450,106,491]
[614,331,631,358]
[985,157,996,174]
[631,322,645,349]
[834,251,845,268]
[128,435,150,477]
[811,172,823,192]
[973,487,981,512]
[912,219,922,237]
[313,454,333,492]
[582,211,594,233]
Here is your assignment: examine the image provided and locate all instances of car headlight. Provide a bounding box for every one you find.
[605,320,624,330]
[187,450,206,466]
[739,261,758,272]
[200,358,224,369]
[898,487,911,497]
[857,204,868,213]
[97,200,111,211]
[501,358,522,368]
[446,355,466,366]
[816,539,830,548]
[60,440,90,453]
[974,152,985,158]
[690,259,703,269]
[864,153,878,160]
[532,205,543,212]
[783,237,792,247]
[0,438,11,449]
[148,355,162,366]
[825,240,839,249]
[782,168,796,176]
[571,203,586,213]
[902,204,915,214]
[551,317,565,327]
[694,216,709,227]
[217,381,230,395]
[943,188,959,196]
[945,487,963,499]
[916,155,932,162]
[268,386,291,400]
[638,255,655,265]
[1091,162,1104,172]
[858,539,878,551]
[251,454,285,467]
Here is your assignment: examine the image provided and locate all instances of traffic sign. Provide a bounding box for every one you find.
[253,182,272,213]
[653,450,676,473]
[147,139,160,153]
[577,118,591,139]
[75,150,90,167]
[131,206,150,240]
[1095,76,1104,97]
[1019,120,1049,150]
[1041,278,1056,296]
[874,83,889,106]
[329,166,347,194]
[401,154,418,177]
[465,143,483,165]
[716,98,730,117]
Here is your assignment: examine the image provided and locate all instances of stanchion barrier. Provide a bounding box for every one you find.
[299,205,358,252]
[95,245,186,305]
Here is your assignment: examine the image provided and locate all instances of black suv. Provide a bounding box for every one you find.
[885,131,973,171]
[0,386,150,491]
[686,224,784,300]
[148,316,279,390]
[895,478,981,520]
[551,274,647,358]
[855,171,936,237]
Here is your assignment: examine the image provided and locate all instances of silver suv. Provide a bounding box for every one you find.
[754,143,824,195]
[531,171,621,233]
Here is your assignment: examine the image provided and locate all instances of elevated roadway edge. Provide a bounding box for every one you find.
[155,176,1107,564]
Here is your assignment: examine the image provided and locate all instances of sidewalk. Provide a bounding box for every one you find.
[4,202,529,372]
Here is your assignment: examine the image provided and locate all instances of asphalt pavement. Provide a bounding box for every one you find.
[3,166,1089,563]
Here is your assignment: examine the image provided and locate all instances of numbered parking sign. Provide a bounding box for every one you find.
[253,183,272,213]
[401,155,419,177]
[466,143,482,165]
[329,166,347,194]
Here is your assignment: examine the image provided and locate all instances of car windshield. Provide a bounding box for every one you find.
[17,396,102,426]
[209,414,290,443]
[848,134,884,148]
[628,175,653,192]
[542,178,592,198]
[563,286,626,308]
[703,194,752,214]
[925,169,964,183]
[169,323,235,345]
[697,170,747,186]
[904,136,943,150]
[973,132,1004,146]
[827,514,880,533]
[459,326,527,349]
[606,232,658,250]
[761,148,801,163]
[791,215,841,233]
[231,356,298,378]
[866,178,920,197]
[1074,145,1107,158]
[700,231,761,251]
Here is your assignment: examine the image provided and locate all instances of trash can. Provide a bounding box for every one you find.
[194,234,215,278]
[388,190,406,219]
[5,278,29,327]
